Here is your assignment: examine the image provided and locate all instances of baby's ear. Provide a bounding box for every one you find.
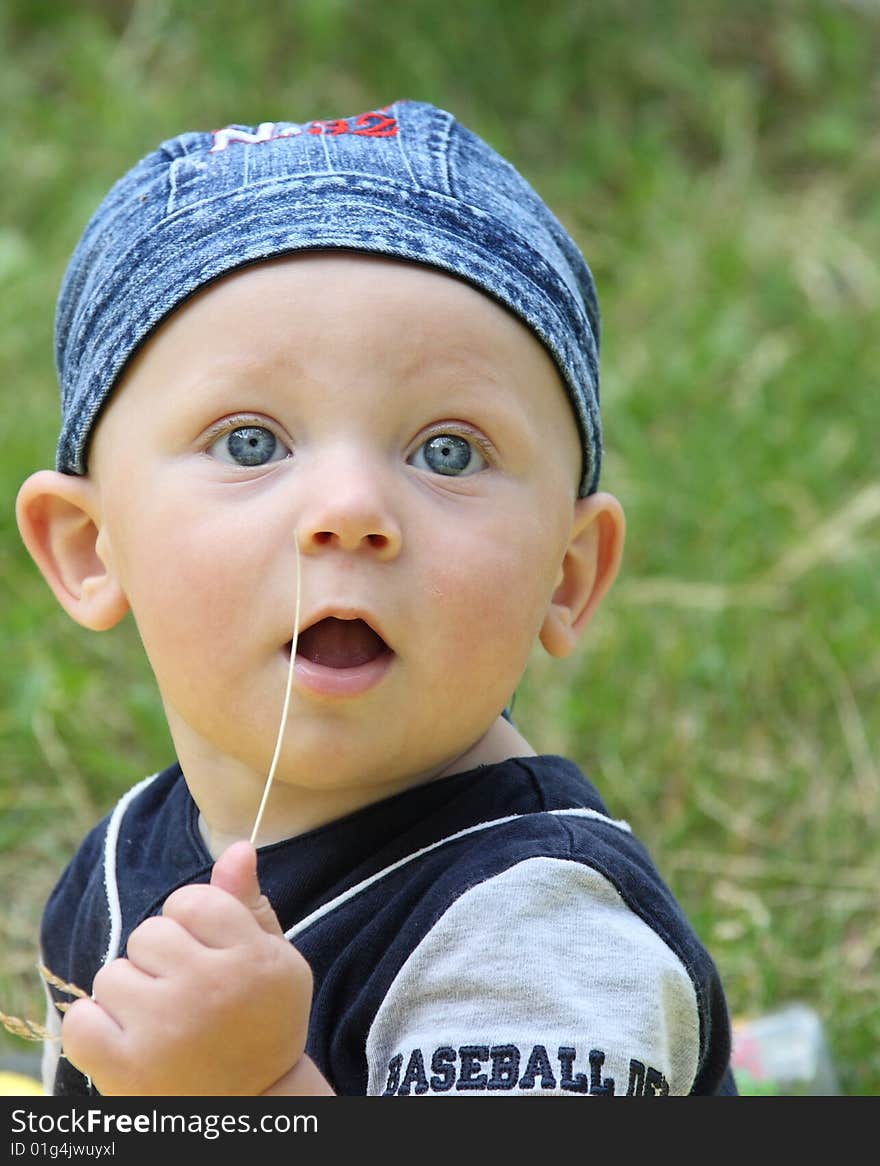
[539,491,625,659]
[16,470,129,631]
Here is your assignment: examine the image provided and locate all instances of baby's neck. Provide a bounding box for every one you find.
[434,714,537,778]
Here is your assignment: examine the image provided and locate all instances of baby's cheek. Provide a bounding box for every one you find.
[457,552,546,656]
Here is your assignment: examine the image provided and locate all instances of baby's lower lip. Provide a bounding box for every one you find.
[289,648,395,698]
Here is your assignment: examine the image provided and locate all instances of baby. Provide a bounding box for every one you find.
[17,100,736,1096]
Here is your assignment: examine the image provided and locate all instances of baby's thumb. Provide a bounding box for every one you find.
[210,839,284,937]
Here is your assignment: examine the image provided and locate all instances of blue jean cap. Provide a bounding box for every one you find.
[55,100,603,495]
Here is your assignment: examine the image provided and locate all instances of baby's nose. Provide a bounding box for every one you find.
[296,465,402,560]
[307,526,398,556]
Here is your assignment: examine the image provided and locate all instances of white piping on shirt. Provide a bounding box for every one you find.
[101,772,160,967]
[284,807,631,941]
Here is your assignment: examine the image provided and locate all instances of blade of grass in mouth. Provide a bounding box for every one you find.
[250,539,301,846]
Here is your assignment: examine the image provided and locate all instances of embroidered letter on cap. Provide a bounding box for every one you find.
[209,122,292,152]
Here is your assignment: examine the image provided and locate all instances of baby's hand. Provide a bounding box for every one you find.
[61,841,314,1095]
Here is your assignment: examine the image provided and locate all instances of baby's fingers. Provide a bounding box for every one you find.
[126,914,199,977]
[89,957,158,1027]
[60,994,124,1085]
[162,880,274,947]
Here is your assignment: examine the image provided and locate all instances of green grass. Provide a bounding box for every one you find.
[2,0,878,1094]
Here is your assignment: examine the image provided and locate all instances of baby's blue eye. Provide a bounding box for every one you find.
[210,425,286,467]
[412,434,486,477]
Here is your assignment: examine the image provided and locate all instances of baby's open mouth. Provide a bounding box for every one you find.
[294,617,391,669]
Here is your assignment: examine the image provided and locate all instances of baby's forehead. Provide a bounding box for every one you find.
[133,251,560,378]
[123,251,570,414]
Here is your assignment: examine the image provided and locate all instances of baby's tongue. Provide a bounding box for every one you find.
[297,617,387,669]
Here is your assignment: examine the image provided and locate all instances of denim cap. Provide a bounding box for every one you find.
[55,100,602,494]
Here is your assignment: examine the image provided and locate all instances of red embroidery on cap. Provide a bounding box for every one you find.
[352,111,399,137]
[308,118,350,136]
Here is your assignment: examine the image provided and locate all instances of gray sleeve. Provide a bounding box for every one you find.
[366,857,701,1096]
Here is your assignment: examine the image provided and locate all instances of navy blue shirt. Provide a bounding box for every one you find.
[41,755,736,1096]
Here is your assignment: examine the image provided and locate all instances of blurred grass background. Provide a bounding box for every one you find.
[1,0,877,1094]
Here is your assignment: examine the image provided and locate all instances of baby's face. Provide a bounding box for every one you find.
[88,254,582,804]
